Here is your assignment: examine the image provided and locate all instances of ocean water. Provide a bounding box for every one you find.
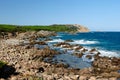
[43,32,120,69]
[51,32,120,57]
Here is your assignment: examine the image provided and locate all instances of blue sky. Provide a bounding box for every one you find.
[0,0,120,31]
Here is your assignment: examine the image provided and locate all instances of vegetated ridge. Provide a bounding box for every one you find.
[0,24,89,32]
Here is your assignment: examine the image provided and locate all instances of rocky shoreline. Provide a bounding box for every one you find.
[0,31,120,80]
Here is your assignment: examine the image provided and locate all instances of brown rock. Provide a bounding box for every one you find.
[74,46,83,51]
[81,48,88,52]
[93,56,120,76]
[86,55,92,59]
[79,76,88,80]
[10,76,17,80]
[65,40,73,42]
[89,76,96,80]
[109,77,117,80]
[55,63,69,68]
[30,41,47,45]
[32,47,60,60]
[54,42,70,47]
[72,52,83,58]
[70,75,79,80]
[90,48,97,52]
[24,45,33,49]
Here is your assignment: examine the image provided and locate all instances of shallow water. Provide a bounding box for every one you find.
[50,32,120,57]
[38,32,120,69]
[38,39,92,69]
[52,54,91,69]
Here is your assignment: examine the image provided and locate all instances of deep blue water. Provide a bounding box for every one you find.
[57,32,120,51]
[41,32,120,69]
[51,32,120,57]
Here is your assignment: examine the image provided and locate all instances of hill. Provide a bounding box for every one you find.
[0,24,89,33]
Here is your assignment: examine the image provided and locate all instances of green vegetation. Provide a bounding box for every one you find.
[0,61,7,68]
[0,24,77,32]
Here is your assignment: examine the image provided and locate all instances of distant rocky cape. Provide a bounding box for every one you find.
[72,24,89,32]
[52,24,89,32]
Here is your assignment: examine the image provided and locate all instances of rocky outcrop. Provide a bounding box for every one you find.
[17,30,56,40]
[92,57,120,78]
[0,30,56,40]
[65,24,89,32]
[51,24,89,32]
[73,24,89,32]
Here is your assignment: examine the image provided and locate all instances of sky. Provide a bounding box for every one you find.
[0,0,120,31]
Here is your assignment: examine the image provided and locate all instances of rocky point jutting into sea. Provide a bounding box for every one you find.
[0,25,120,80]
[51,24,89,32]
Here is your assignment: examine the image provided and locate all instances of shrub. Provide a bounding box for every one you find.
[0,61,7,68]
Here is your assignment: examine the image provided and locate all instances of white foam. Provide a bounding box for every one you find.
[99,50,120,58]
[56,35,62,37]
[82,54,94,62]
[47,39,64,43]
[70,40,98,45]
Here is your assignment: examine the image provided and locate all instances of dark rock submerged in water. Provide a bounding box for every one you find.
[65,39,74,42]
[53,42,70,47]
[30,41,47,45]
[72,52,83,58]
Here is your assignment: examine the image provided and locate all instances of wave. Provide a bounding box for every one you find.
[84,46,120,58]
[47,39,64,43]
[70,40,99,45]
[82,54,94,62]
[81,50,120,62]
[99,50,120,58]
[56,35,62,37]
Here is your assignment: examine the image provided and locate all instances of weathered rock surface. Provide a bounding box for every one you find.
[93,57,120,78]
[64,24,89,32]
[17,30,56,40]
[72,24,89,32]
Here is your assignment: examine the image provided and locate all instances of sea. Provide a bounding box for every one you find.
[39,32,120,69]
